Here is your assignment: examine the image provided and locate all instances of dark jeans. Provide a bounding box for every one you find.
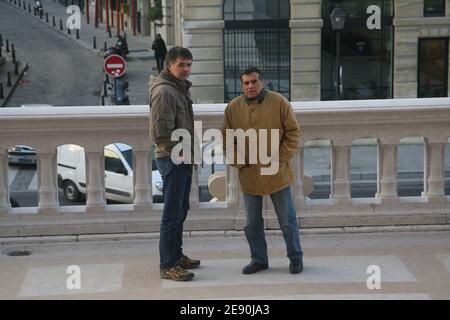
[156,157,192,270]
[155,57,165,74]
[243,186,303,264]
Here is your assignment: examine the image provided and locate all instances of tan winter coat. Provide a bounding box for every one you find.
[222,90,301,196]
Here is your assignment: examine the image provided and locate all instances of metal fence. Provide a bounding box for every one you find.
[224,21,290,102]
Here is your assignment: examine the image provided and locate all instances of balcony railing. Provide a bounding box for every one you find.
[1,98,450,237]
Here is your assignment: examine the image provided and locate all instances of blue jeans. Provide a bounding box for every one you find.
[243,186,303,265]
[156,157,192,270]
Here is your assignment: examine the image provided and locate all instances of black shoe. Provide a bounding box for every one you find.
[242,262,268,274]
[290,257,303,274]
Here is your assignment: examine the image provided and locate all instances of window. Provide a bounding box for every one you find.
[224,0,290,102]
[321,0,394,100]
[424,0,445,17]
[418,38,449,98]
[105,149,126,173]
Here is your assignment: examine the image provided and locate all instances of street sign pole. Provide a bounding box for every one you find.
[103,54,127,105]
[114,77,118,105]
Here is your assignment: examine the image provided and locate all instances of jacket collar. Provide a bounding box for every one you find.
[244,88,267,105]
[160,69,192,92]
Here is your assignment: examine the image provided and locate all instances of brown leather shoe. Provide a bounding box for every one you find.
[160,266,194,281]
[178,254,201,269]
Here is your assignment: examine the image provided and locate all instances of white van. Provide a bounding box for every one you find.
[57,144,163,203]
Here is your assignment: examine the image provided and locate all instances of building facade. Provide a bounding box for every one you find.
[154,0,450,103]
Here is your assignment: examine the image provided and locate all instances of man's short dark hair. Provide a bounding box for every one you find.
[240,66,263,82]
[166,46,193,66]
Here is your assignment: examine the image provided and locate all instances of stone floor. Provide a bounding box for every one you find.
[1,230,450,300]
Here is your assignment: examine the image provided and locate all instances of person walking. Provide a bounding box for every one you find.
[152,33,168,74]
[149,46,200,281]
[222,66,304,275]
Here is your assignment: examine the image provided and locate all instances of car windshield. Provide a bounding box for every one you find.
[121,149,132,168]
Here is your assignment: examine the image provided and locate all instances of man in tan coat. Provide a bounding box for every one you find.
[222,66,303,274]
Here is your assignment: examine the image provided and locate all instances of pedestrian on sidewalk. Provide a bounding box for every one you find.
[151,33,168,74]
[222,66,304,275]
[149,46,200,282]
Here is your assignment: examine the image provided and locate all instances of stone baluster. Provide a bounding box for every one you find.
[376,142,399,202]
[424,138,447,203]
[133,149,153,212]
[85,147,106,213]
[330,143,352,205]
[37,149,59,215]
[293,149,305,208]
[226,164,238,208]
[190,164,200,208]
[0,147,9,214]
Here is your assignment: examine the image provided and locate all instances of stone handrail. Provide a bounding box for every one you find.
[1,98,450,237]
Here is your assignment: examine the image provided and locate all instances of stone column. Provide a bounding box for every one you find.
[393,29,419,98]
[142,0,150,36]
[330,145,351,205]
[394,0,450,98]
[37,151,59,215]
[160,0,175,46]
[423,140,447,203]
[0,148,9,214]
[85,148,106,214]
[290,0,322,101]
[133,149,153,212]
[183,0,224,102]
[376,143,399,202]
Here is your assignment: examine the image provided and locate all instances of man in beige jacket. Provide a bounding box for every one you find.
[223,66,303,275]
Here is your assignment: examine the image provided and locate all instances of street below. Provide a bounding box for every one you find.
[0,0,103,107]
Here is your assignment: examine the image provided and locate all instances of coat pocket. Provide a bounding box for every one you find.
[155,120,175,140]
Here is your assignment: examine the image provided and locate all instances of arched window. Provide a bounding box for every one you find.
[321,0,394,100]
[224,0,290,102]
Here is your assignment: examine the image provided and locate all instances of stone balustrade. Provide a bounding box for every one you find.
[1,98,450,237]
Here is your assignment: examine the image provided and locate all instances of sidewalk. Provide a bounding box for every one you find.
[3,0,156,105]
[0,37,28,107]
[1,230,450,299]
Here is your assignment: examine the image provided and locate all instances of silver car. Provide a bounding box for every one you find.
[8,145,37,165]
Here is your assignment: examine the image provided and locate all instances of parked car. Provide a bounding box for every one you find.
[8,105,54,166]
[8,145,37,165]
[57,143,163,203]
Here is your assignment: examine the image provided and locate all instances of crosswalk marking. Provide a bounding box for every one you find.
[162,255,417,289]
[215,293,431,300]
[436,254,450,272]
[8,167,38,191]
[18,263,124,298]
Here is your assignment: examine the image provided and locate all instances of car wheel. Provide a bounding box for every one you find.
[63,181,81,202]
[10,197,19,208]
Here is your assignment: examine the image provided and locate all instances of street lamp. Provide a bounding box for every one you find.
[330,6,346,100]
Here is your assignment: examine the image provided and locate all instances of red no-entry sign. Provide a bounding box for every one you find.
[103,54,127,78]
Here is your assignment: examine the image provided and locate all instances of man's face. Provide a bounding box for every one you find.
[168,57,193,81]
[241,72,263,99]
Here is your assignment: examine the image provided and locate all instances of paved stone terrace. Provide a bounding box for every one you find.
[0,230,449,300]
